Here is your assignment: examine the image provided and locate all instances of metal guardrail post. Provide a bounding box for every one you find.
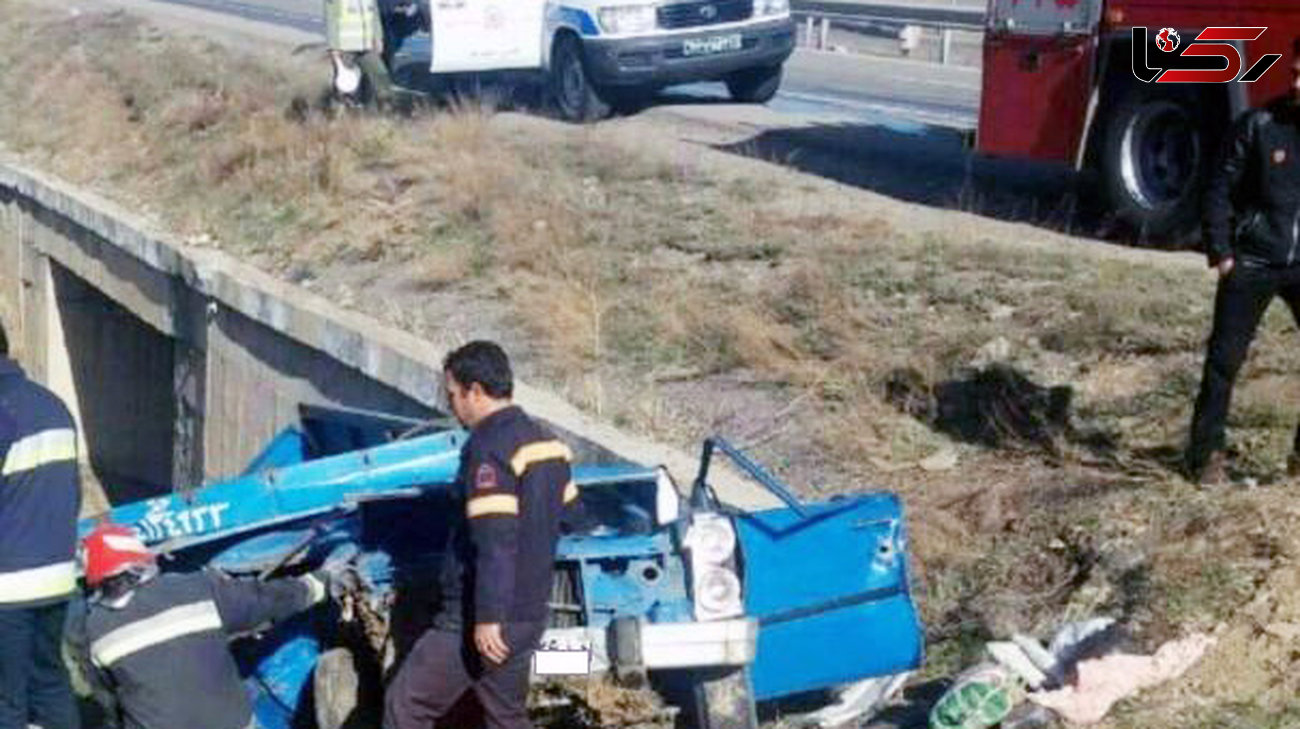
[790,3,987,62]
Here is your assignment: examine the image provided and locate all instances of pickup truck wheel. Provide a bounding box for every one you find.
[550,34,612,123]
[1097,92,1209,242]
[725,65,783,104]
[315,647,377,729]
[691,667,758,729]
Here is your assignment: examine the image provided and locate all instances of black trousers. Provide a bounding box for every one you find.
[0,602,79,729]
[1188,265,1300,469]
[383,621,545,729]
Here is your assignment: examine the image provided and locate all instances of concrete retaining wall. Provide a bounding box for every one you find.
[0,162,775,513]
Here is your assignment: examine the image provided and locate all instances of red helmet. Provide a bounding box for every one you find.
[82,524,154,587]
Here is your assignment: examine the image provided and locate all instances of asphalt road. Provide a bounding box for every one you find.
[104,0,982,129]
[77,0,1098,236]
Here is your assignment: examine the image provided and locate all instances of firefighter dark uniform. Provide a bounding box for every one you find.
[0,356,81,729]
[385,405,577,729]
[71,570,325,729]
[1189,102,1300,475]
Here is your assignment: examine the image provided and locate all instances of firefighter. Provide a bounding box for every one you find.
[70,523,333,729]
[0,317,81,729]
[384,341,578,729]
[1189,43,1300,484]
[323,0,385,102]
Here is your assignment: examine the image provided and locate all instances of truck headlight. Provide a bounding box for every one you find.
[695,568,743,619]
[686,513,743,621]
[598,4,657,34]
[685,513,736,565]
[757,0,789,16]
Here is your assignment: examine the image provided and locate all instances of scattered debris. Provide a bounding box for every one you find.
[803,673,912,728]
[1028,633,1214,724]
[929,663,1020,729]
[935,618,1212,727]
[533,677,675,729]
[920,448,960,472]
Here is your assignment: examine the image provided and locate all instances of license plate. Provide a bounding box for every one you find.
[533,646,591,675]
[682,34,744,57]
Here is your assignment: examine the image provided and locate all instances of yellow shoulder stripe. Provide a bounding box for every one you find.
[510,440,573,477]
[467,494,520,519]
[562,481,579,505]
[2,428,77,477]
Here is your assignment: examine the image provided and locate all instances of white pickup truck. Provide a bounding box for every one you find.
[325,0,796,120]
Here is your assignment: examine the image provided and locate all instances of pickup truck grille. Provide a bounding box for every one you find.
[657,0,754,29]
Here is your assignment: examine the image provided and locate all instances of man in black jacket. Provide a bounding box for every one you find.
[384,341,577,729]
[1189,48,1300,483]
[0,318,82,729]
[71,523,329,729]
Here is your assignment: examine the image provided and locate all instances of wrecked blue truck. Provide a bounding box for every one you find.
[77,407,923,728]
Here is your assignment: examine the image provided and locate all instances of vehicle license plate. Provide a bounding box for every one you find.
[683,34,744,57]
[533,645,591,675]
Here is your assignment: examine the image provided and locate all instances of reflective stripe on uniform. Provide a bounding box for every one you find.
[509,441,572,477]
[325,0,380,52]
[91,600,223,667]
[563,481,579,504]
[2,428,77,476]
[0,561,77,605]
[467,494,520,519]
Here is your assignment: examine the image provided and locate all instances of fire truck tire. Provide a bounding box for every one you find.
[691,667,759,729]
[314,647,369,729]
[1097,92,1208,240]
[549,34,613,123]
[726,65,783,104]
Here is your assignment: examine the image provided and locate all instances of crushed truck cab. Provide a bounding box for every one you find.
[77,407,922,729]
[328,0,796,121]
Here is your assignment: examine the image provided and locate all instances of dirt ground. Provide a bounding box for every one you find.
[5,2,1300,726]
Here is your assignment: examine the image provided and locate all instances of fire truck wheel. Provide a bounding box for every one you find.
[549,34,613,123]
[691,667,759,729]
[726,65,783,104]
[314,647,371,729]
[1098,93,1208,240]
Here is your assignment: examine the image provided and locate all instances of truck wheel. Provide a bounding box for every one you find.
[725,65,783,104]
[691,667,759,729]
[315,647,377,729]
[1097,92,1210,241]
[549,34,612,123]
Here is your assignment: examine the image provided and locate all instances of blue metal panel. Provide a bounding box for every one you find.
[557,533,668,560]
[562,531,694,628]
[239,618,321,729]
[736,494,924,700]
[572,464,658,484]
[79,430,466,546]
[241,428,310,475]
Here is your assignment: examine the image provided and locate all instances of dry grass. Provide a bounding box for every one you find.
[8,4,1300,724]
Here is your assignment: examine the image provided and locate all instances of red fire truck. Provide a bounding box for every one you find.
[977,0,1299,238]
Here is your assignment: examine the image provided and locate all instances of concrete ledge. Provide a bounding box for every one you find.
[0,160,778,510]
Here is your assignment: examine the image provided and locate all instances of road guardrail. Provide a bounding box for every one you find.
[789,1,986,63]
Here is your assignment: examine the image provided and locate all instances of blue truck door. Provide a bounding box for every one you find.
[734,493,923,701]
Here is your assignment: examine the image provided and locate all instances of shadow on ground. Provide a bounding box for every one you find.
[712,119,1109,237]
